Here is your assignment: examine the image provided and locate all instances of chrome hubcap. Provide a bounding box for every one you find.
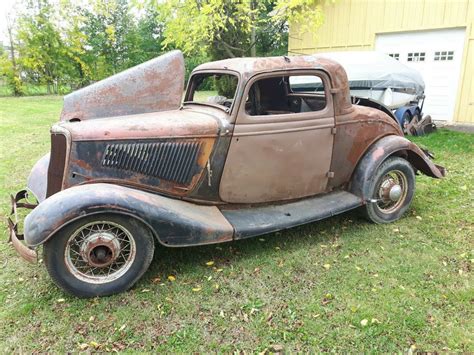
[65,221,136,284]
[376,170,408,213]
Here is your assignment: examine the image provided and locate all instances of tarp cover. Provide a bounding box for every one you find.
[292,51,425,96]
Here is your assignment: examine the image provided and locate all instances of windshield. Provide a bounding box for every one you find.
[185,73,238,110]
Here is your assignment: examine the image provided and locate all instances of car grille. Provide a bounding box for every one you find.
[46,133,68,197]
[102,141,202,185]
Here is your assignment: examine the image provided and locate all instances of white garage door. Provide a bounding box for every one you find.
[375,28,465,121]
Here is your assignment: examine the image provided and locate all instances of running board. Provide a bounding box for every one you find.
[220,190,363,239]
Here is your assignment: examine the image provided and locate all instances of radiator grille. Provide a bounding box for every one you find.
[102,141,202,185]
[46,133,67,197]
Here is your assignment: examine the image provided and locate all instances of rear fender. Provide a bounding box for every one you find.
[24,183,234,248]
[350,135,445,201]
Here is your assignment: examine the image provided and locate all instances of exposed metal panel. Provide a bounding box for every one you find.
[60,50,185,121]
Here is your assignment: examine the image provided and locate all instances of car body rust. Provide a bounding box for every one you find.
[8,50,445,266]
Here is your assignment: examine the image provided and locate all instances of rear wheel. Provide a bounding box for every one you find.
[364,157,415,224]
[43,214,154,297]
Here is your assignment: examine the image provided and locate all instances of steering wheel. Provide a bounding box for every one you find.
[222,99,233,108]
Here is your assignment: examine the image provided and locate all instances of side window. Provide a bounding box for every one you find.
[246,74,327,116]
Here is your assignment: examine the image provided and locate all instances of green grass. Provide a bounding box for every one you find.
[0,96,473,352]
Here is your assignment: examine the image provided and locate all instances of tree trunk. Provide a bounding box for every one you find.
[250,0,257,57]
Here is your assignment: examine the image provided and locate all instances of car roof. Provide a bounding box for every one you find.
[194,55,353,115]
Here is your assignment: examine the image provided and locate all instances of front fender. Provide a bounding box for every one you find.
[27,153,50,202]
[24,183,234,248]
[350,135,446,200]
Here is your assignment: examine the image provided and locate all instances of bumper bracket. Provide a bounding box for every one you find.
[7,190,38,263]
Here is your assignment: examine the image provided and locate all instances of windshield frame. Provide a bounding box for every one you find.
[183,69,241,114]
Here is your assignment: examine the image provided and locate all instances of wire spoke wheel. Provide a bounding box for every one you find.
[65,221,137,284]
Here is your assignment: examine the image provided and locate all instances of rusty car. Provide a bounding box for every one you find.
[8,50,445,297]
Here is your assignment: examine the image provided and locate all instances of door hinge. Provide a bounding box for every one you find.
[327,171,335,178]
[331,127,337,135]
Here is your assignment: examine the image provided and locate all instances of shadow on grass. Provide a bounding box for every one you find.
[143,209,367,283]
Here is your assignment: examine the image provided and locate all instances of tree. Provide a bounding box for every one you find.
[16,0,70,94]
[0,12,23,95]
[153,0,325,60]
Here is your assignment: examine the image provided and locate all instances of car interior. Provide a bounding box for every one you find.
[245,75,327,116]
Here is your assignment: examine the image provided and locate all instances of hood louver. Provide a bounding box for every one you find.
[102,141,202,185]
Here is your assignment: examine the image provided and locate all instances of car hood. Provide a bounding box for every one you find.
[60,50,185,121]
[56,108,221,142]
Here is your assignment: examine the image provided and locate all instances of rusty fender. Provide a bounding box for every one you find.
[27,153,50,203]
[350,135,446,201]
[24,183,234,248]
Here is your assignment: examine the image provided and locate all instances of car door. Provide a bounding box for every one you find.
[219,70,335,204]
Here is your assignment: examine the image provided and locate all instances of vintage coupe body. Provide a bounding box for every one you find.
[8,50,445,297]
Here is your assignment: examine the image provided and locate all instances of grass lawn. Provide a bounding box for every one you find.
[0,96,473,352]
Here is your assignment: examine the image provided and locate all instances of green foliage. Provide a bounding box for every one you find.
[16,0,69,94]
[273,0,329,35]
[155,0,290,60]
[1,0,321,96]
[0,54,24,96]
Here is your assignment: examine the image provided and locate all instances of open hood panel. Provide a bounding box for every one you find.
[60,50,185,121]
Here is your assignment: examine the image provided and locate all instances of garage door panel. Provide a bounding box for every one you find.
[375,28,466,121]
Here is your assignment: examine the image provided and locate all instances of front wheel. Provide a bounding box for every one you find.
[43,214,155,297]
[364,157,415,224]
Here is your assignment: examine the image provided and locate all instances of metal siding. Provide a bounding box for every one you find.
[289,0,473,123]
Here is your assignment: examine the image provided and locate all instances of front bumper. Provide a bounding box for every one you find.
[7,190,38,263]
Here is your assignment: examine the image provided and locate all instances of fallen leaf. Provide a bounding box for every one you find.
[79,343,88,350]
[207,276,212,281]
[355,266,362,271]
[141,288,150,293]
[57,298,65,303]
[192,287,202,292]
[416,215,422,220]
[371,318,381,324]
[215,268,223,272]
[360,319,368,327]
[119,324,126,331]
[89,341,100,349]
[205,261,214,266]
[151,276,161,283]
[167,275,176,282]
[323,264,331,270]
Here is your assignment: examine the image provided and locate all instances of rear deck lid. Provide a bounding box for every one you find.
[60,50,185,121]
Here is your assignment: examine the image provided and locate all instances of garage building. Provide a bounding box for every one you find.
[289,0,474,123]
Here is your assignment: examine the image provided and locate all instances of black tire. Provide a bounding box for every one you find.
[364,157,415,224]
[43,214,155,298]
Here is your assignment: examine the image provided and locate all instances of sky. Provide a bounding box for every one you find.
[0,0,20,44]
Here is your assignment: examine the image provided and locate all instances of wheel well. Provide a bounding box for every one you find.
[44,211,159,247]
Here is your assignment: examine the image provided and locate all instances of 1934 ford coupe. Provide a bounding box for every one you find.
[8,50,445,297]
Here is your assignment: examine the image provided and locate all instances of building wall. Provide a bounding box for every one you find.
[289,0,474,123]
